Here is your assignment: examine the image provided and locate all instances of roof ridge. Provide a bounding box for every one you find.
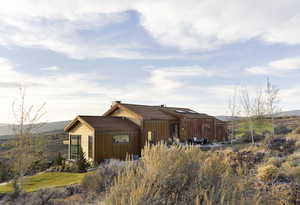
[121,103,191,110]
[121,103,161,107]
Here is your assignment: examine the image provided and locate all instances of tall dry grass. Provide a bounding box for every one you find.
[96,143,276,205]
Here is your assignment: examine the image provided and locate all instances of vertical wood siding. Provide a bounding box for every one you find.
[142,120,170,147]
[216,124,228,141]
[180,118,218,141]
[94,131,140,163]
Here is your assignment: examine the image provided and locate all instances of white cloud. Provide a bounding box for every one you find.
[0,59,229,122]
[0,0,299,57]
[135,0,300,49]
[41,66,62,71]
[0,57,122,122]
[246,57,300,75]
[148,66,214,92]
[270,58,300,70]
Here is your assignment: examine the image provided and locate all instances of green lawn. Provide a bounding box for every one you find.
[0,172,87,193]
[235,120,272,137]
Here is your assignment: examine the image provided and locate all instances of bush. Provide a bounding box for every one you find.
[53,152,64,166]
[100,144,260,205]
[239,131,264,143]
[26,159,49,175]
[274,125,292,135]
[285,166,300,183]
[11,177,22,199]
[265,157,283,167]
[264,136,296,154]
[81,159,130,194]
[0,161,10,183]
[257,164,279,182]
[76,148,90,173]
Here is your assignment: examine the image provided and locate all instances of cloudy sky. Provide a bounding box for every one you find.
[1,0,300,123]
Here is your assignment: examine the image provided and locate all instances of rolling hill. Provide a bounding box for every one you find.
[217,110,300,121]
[0,121,70,139]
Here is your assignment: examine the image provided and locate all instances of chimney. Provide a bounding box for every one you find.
[112,101,121,107]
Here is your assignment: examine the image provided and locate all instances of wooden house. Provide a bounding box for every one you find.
[65,101,228,163]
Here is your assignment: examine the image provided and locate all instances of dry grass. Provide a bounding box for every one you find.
[95,144,264,205]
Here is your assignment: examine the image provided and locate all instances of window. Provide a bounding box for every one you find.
[147,131,152,141]
[113,135,129,143]
[88,136,93,158]
[170,124,179,138]
[70,135,81,160]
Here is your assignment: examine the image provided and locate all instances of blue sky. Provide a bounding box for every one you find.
[0,0,300,122]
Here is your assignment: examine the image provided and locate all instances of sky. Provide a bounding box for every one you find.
[1,0,300,123]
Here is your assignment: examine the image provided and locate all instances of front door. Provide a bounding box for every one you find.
[170,123,179,139]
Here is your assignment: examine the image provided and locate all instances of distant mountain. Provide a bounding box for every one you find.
[274,110,300,117]
[0,121,70,139]
[217,110,300,121]
[0,124,9,127]
[216,116,243,121]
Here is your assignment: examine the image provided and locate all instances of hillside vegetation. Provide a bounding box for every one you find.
[1,135,300,205]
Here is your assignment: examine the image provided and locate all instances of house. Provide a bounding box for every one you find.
[64,101,228,163]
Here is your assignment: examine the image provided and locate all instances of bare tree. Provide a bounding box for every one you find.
[10,86,46,190]
[240,85,268,144]
[240,86,255,144]
[265,78,280,137]
[252,88,267,118]
[228,86,240,143]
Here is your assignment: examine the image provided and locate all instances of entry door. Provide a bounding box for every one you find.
[170,123,179,139]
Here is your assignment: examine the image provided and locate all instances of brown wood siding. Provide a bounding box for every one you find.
[142,120,170,147]
[216,124,228,141]
[94,130,140,163]
[180,118,217,141]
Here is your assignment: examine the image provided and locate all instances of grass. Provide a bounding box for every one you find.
[0,172,87,193]
[234,120,272,138]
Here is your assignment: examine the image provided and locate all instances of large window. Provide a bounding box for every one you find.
[147,131,152,141]
[88,136,93,158]
[113,135,129,144]
[70,135,81,160]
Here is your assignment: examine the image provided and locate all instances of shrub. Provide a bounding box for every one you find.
[239,131,264,143]
[264,136,296,154]
[53,152,64,166]
[265,157,283,167]
[285,166,300,183]
[26,159,49,175]
[257,164,279,182]
[0,161,10,183]
[292,126,300,135]
[81,159,130,194]
[100,144,261,205]
[102,144,203,205]
[76,148,90,173]
[11,176,22,199]
[225,150,265,176]
[274,125,292,135]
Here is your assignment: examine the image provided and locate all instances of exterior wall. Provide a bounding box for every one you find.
[216,124,228,141]
[110,108,142,126]
[94,130,140,163]
[69,122,95,161]
[142,120,171,147]
[179,118,216,141]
